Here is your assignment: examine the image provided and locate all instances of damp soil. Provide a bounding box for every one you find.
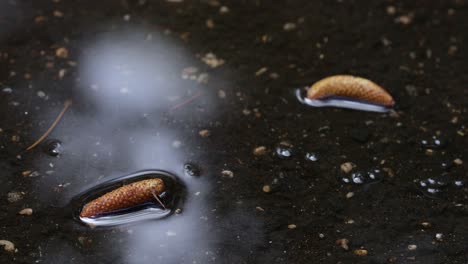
[0,0,467,263]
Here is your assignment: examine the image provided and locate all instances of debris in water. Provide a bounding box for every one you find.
[300,75,394,112]
[80,179,165,218]
[26,99,72,151]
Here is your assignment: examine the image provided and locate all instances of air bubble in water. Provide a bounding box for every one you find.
[275,142,293,159]
[341,168,384,185]
[415,174,464,199]
[305,152,318,161]
[43,139,63,156]
[420,136,447,149]
[184,163,201,177]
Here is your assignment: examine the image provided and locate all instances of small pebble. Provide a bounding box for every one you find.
[453,158,463,165]
[386,6,396,15]
[0,240,15,252]
[174,208,182,214]
[7,192,23,203]
[421,222,432,229]
[396,14,413,25]
[256,206,265,212]
[205,18,215,29]
[255,67,268,76]
[199,129,211,138]
[253,146,268,156]
[219,6,229,14]
[353,249,368,256]
[2,87,13,93]
[218,90,226,98]
[18,208,33,215]
[283,22,296,31]
[407,244,417,251]
[53,10,64,17]
[435,233,444,241]
[336,238,349,250]
[288,224,297,229]
[37,91,46,98]
[340,162,355,174]
[55,47,69,58]
[262,185,271,193]
[425,149,434,156]
[221,170,234,178]
[201,53,224,68]
[346,192,354,199]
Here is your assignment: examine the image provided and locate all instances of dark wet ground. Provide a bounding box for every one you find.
[1,0,467,263]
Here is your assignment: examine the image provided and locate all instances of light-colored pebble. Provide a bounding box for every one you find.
[206,18,214,29]
[407,244,417,251]
[201,53,224,68]
[421,222,432,229]
[262,185,271,193]
[353,249,368,256]
[283,22,296,31]
[340,162,355,173]
[221,170,234,178]
[55,47,69,58]
[199,129,211,138]
[253,146,268,156]
[0,240,15,252]
[288,224,297,229]
[18,208,33,215]
[219,6,229,14]
[336,238,349,250]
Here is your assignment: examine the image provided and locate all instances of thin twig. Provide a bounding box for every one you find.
[151,190,166,210]
[26,99,72,151]
[169,92,202,111]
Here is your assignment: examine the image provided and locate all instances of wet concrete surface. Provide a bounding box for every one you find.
[0,0,467,263]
